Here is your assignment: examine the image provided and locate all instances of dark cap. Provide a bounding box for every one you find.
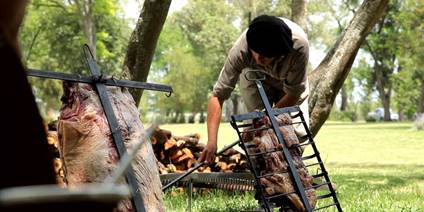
[246,15,294,58]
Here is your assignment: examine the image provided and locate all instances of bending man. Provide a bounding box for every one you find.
[199,15,310,163]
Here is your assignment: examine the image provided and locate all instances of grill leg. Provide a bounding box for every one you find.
[187,179,193,212]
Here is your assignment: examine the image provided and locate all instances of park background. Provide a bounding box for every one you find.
[21,0,423,211]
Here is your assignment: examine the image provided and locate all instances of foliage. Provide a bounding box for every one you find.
[392,70,420,119]
[231,0,291,28]
[174,0,239,82]
[413,113,424,130]
[308,0,356,52]
[149,0,241,122]
[149,19,211,123]
[395,0,424,114]
[329,108,358,122]
[20,0,130,119]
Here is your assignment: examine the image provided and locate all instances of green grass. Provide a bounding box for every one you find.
[160,122,424,212]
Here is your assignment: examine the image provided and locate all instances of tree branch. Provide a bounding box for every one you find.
[308,0,389,135]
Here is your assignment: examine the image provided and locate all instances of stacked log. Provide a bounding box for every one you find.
[45,123,66,187]
[150,126,249,174]
[46,124,250,184]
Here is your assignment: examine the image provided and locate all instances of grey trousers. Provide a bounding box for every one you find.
[239,68,310,141]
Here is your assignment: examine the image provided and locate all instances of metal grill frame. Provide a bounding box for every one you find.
[230,74,342,212]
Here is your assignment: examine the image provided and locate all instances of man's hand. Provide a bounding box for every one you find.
[200,95,222,164]
[198,142,217,164]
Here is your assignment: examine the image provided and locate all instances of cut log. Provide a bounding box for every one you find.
[151,127,172,146]
[169,150,183,161]
[173,136,199,146]
[164,138,176,150]
[149,126,250,174]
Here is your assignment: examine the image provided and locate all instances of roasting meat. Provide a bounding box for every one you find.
[57,82,164,212]
[243,113,316,211]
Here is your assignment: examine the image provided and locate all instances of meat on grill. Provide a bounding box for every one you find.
[57,82,164,212]
[244,113,316,211]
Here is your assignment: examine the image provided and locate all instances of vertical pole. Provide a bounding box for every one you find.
[255,80,312,211]
[188,179,193,212]
[84,45,145,212]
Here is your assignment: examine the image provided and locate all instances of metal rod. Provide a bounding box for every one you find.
[313,203,339,211]
[248,148,281,157]
[254,79,312,212]
[304,162,322,168]
[188,179,193,212]
[231,106,300,122]
[104,125,156,184]
[298,110,343,212]
[239,126,271,133]
[162,162,206,191]
[162,140,242,191]
[264,190,297,200]
[316,193,334,200]
[27,69,173,94]
[83,45,145,212]
[230,120,272,212]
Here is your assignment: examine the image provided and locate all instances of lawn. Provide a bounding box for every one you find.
[160,121,424,212]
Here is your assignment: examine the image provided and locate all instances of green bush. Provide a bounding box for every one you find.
[413,113,424,130]
[329,110,358,122]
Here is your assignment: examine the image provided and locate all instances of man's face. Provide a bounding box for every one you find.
[250,49,275,66]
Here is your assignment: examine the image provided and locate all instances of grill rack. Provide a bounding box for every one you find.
[230,72,342,212]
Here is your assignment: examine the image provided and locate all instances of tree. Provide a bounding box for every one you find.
[21,0,130,118]
[395,0,424,114]
[309,0,360,114]
[352,58,375,119]
[74,0,96,57]
[291,0,308,32]
[363,1,402,121]
[149,20,209,123]
[308,0,389,135]
[123,0,171,106]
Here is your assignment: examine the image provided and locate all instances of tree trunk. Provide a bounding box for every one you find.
[291,0,308,32]
[308,0,389,135]
[74,0,96,57]
[340,85,348,111]
[419,78,424,113]
[375,62,392,121]
[123,0,171,106]
[231,94,239,115]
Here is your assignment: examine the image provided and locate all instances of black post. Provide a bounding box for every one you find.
[83,45,145,212]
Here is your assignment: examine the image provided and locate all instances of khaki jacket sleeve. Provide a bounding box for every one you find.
[283,37,309,97]
[212,33,247,102]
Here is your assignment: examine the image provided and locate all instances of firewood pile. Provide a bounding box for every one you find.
[45,123,250,185]
[150,126,249,174]
[45,122,66,187]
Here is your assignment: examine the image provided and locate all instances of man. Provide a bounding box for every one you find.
[199,15,310,163]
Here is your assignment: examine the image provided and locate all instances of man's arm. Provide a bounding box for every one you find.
[198,31,247,163]
[198,95,222,163]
